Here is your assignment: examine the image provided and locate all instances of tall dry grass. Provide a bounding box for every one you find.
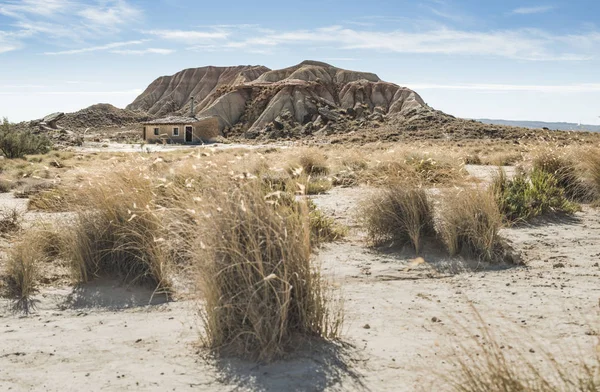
[60,171,173,290]
[196,182,342,361]
[359,184,435,253]
[446,312,600,392]
[439,188,503,262]
[5,231,45,313]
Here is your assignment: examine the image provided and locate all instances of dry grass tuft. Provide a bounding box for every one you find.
[581,149,600,202]
[359,184,434,253]
[5,231,45,313]
[196,182,342,361]
[292,149,330,176]
[0,208,22,235]
[61,172,172,290]
[447,312,600,392]
[439,188,503,262]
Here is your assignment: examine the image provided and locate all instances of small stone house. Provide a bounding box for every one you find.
[142,116,221,144]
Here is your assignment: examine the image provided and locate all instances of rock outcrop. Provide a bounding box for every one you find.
[127,61,432,139]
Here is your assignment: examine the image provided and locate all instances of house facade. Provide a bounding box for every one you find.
[142,116,221,144]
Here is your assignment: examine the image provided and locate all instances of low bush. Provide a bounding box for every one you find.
[359,185,434,253]
[0,118,51,159]
[493,168,579,223]
[439,188,503,262]
[196,183,342,360]
[295,150,330,176]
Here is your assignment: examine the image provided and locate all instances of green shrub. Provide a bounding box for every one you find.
[493,168,579,223]
[0,118,51,159]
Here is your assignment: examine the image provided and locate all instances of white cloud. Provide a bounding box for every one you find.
[44,40,147,55]
[78,0,141,28]
[111,48,174,55]
[0,0,72,18]
[144,29,229,41]
[0,89,142,95]
[512,5,556,15]
[405,83,600,93]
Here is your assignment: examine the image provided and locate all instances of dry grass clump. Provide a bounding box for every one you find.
[28,187,72,212]
[61,172,172,290]
[293,149,330,176]
[308,201,347,243]
[0,208,22,235]
[4,232,45,313]
[439,188,503,262]
[581,149,600,202]
[447,313,600,392]
[197,182,342,361]
[360,185,434,253]
[532,149,595,202]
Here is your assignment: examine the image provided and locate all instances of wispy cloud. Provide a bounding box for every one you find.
[512,5,556,15]
[0,0,142,48]
[44,40,148,55]
[78,0,141,28]
[406,83,600,93]
[144,29,229,42]
[193,25,598,61]
[111,48,174,55]
[0,89,143,96]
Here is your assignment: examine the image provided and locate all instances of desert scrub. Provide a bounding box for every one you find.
[493,168,579,223]
[28,187,72,212]
[0,118,51,159]
[61,172,173,290]
[0,208,22,235]
[308,200,347,243]
[532,150,595,202]
[196,183,342,361]
[439,188,503,262]
[5,233,44,313]
[446,311,599,392]
[289,149,330,176]
[360,185,435,253]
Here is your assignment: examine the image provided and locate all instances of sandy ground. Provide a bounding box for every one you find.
[1,168,599,391]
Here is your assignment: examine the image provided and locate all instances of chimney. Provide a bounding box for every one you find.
[190,96,195,118]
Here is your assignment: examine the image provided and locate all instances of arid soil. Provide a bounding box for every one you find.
[1,153,598,391]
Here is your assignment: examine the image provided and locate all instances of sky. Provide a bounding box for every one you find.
[1,0,599,124]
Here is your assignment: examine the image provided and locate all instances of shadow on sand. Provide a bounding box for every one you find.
[206,340,367,391]
[63,278,169,310]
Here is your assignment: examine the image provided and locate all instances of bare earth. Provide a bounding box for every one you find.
[1,167,599,391]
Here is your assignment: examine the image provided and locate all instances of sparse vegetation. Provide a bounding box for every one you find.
[360,185,434,253]
[447,312,600,392]
[5,232,44,313]
[439,188,503,262]
[196,182,342,361]
[0,118,51,159]
[60,172,172,290]
[0,208,22,235]
[492,168,579,223]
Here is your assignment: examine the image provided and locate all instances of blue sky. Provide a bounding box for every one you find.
[1,0,599,124]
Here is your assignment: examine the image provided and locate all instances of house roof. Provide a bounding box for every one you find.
[143,116,199,125]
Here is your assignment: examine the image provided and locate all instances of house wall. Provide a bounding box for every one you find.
[142,117,221,144]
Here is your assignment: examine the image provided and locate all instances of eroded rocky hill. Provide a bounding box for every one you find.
[126,60,434,139]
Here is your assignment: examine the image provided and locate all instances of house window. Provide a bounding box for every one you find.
[173,127,179,136]
[154,127,160,136]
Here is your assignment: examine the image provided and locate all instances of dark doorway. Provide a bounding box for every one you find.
[142,127,146,140]
[185,126,193,142]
